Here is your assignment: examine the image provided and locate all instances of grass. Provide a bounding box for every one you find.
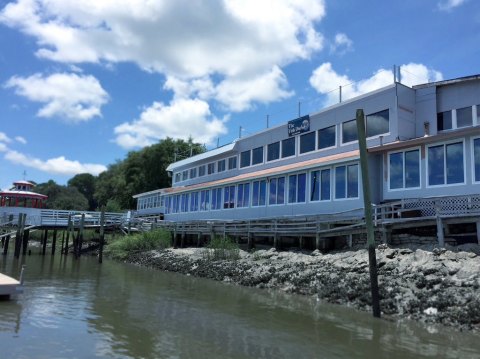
[106,229,172,260]
[203,235,240,261]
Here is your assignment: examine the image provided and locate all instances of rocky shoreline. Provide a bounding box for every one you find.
[122,244,480,332]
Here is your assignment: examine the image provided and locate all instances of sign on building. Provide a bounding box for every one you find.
[287,115,310,137]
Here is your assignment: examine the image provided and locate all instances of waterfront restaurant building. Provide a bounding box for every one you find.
[0,180,48,209]
[133,75,480,222]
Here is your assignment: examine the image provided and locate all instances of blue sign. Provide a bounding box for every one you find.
[287,115,310,137]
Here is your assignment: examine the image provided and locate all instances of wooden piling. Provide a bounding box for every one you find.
[22,229,30,256]
[77,214,85,258]
[196,232,202,247]
[42,229,48,256]
[14,213,25,258]
[99,208,105,264]
[60,230,65,255]
[3,235,10,255]
[51,229,57,255]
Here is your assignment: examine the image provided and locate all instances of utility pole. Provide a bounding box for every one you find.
[356,109,381,318]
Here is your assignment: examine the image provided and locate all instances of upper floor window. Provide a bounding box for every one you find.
[300,132,315,154]
[342,119,358,144]
[473,138,480,182]
[437,111,452,131]
[288,173,306,203]
[174,172,181,183]
[267,142,280,161]
[310,169,331,201]
[218,159,226,172]
[389,149,420,190]
[199,165,206,177]
[456,106,473,128]
[182,170,188,181]
[269,177,285,205]
[190,167,197,179]
[366,109,389,137]
[318,125,336,150]
[207,162,215,175]
[228,156,237,170]
[428,141,464,186]
[240,150,251,168]
[335,164,359,199]
[282,137,295,158]
[477,105,480,125]
[252,146,264,165]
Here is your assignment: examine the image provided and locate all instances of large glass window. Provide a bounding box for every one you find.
[437,111,452,131]
[199,165,206,177]
[288,173,306,203]
[223,186,235,209]
[267,142,280,161]
[474,138,480,182]
[190,192,199,212]
[217,159,226,172]
[252,180,266,206]
[174,173,181,183]
[366,109,389,137]
[190,168,197,179]
[269,177,285,205]
[240,150,251,168]
[389,149,420,190]
[456,107,472,128]
[335,164,359,199]
[477,105,480,125]
[237,183,250,208]
[208,163,215,175]
[252,146,264,165]
[300,132,315,154]
[310,169,331,201]
[282,137,296,158]
[182,170,188,181]
[200,190,210,211]
[428,142,464,186]
[228,156,237,170]
[318,125,336,150]
[181,194,188,212]
[342,120,358,143]
[211,188,222,210]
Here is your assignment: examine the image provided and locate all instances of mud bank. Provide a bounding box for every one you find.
[123,244,480,332]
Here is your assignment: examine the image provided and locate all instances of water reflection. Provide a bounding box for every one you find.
[0,253,479,359]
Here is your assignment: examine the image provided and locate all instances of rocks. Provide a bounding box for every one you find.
[118,244,480,332]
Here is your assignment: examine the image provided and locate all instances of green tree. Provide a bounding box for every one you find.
[34,180,89,210]
[68,173,97,210]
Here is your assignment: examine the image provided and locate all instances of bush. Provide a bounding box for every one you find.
[204,236,240,261]
[106,229,171,259]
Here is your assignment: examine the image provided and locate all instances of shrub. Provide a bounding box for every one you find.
[106,229,171,259]
[203,236,240,261]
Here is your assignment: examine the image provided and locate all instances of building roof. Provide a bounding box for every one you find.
[161,150,359,195]
[0,190,48,199]
[13,180,34,186]
[413,74,480,89]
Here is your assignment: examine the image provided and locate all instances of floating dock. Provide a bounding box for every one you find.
[0,271,24,298]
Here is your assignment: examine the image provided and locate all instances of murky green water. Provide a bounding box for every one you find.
[0,252,479,359]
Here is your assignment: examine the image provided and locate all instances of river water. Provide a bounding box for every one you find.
[0,253,479,359]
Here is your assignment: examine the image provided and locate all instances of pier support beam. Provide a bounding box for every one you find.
[51,229,57,255]
[22,229,30,256]
[42,229,48,255]
[476,220,480,246]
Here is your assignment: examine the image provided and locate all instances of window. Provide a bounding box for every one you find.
[437,111,452,131]
[456,107,472,128]
[182,170,188,181]
[335,164,359,199]
[173,195,180,213]
[174,172,181,183]
[428,142,464,186]
[342,120,358,143]
[200,190,210,211]
[190,192,199,212]
[310,169,331,201]
[300,132,316,154]
[217,159,226,172]
[228,156,237,170]
[252,180,266,206]
[269,177,285,205]
[190,168,197,179]
[473,138,480,182]
[208,163,215,175]
[318,126,336,150]
[288,173,306,203]
[389,149,420,190]
[477,105,480,125]
[252,146,264,165]
[267,142,280,161]
[237,183,250,208]
[181,194,189,212]
[282,137,296,158]
[199,165,206,177]
[240,150,251,168]
[211,188,222,210]
[223,186,235,209]
[366,109,389,137]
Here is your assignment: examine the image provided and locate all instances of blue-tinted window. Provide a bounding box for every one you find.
[252,146,264,165]
[342,120,358,143]
[288,173,306,203]
[199,165,206,177]
[405,150,420,188]
[208,163,215,175]
[474,138,480,182]
[389,152,403,189]
[456,107,472,128]
[218,159,226,172]
[190,168,197,179]
[252,180,266,206]
[237,183,250,208]
[437,111,452,131]
[300,132,315,154]
[269,177,285,205]
[240,150,251,168]
[182,170,188,181]
[428,142,464,186]
[190,192,199,212]
[228,156,237,170]
[366,109,389,137]
[211,188,222,210]
[282,137,295,158]
[267,142,280,161]
[318,126,336,149]
[428,145,444,186]
[446,142,464,184]
[200,190,210,211]
[321,169,331,200]
[311,170,330,201]
[223,186,235,209]
[335,166,346,199]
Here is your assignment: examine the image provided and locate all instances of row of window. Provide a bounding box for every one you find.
[165,163,360,214]
[437,105,479,132]
[137,194,165,210]
[173,109,389,183]
[388,137,480,190]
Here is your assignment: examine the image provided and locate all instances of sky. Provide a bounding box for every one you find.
[0,0,479,190]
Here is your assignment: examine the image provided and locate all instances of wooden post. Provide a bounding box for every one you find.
[3,235,10,255]
[60,230,65,255]
[435,201,445,247]
[51,229,57,255]
[356,109,381,318]
[22,229,30,256]
[476,220,480,246]
[77,214,85,258]
[13,214,22,258]
[197,232,202,247]
[99,208,105,264]
[42,229,48,256]
[64,215,72,255]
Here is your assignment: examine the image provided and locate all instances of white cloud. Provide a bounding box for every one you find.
[4,72,109,122]
[1,0,325,111]
[4,150,107,176]
[0,132,12,143]
[0,143,7,152]
[438,0,466,11]
[330,33,353,54]
[15,136,27,144]
[309,62,443,105]
[114,98,228,149]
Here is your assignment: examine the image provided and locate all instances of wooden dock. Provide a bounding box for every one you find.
[0,271,23,298]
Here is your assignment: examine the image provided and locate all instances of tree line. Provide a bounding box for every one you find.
[33,138,205,212]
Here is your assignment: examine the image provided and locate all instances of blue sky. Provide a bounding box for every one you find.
[0,0,478,190]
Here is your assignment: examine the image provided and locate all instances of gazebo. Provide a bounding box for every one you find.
[0,180,48,208]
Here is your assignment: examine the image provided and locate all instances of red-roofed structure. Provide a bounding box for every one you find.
[0,181,48,208]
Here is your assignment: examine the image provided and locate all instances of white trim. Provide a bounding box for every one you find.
[426,139,466,188]
[308,168,332,203]
[387,146,421,192]
[333,162,360,200]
